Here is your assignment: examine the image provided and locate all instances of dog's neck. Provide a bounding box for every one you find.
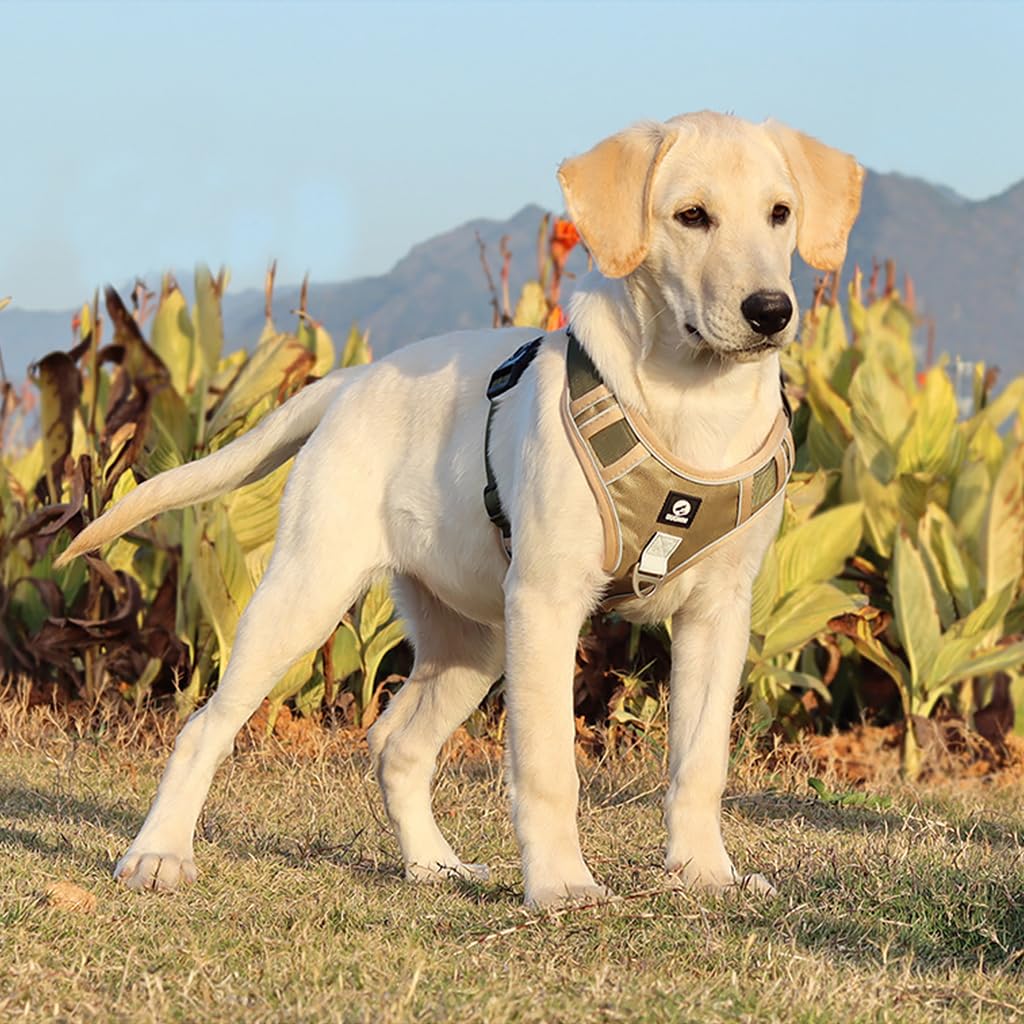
[567,274,784,472]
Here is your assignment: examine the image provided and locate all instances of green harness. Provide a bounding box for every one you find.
[483,329,794,610]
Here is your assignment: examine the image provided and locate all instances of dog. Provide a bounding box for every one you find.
[57,111,863,906]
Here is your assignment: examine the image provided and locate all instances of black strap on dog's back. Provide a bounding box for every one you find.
[483,336,544,556]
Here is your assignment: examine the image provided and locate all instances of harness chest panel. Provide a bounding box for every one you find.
[481,329,794,612]
[559,332,794,609]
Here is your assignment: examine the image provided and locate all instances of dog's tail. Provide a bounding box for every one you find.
[54,370,348,568]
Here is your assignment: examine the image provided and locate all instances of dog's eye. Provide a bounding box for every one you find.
[675,206,709,229]
[771,204,791,226]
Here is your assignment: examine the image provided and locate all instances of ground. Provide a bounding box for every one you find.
[3,705,1024,1023]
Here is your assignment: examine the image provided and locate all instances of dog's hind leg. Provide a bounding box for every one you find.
[115,449,386,893]
[367,577,502,884]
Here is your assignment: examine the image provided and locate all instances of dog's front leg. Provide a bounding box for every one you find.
[503,575,609,907]
[664,583,775,894]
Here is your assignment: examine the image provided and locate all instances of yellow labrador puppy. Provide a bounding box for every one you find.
[58,111,862,906]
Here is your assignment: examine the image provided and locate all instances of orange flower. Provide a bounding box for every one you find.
[552,218,580,248]
[550,218,580,268]
[545,305,567,331]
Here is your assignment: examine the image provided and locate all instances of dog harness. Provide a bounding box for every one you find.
[483,329,794,610]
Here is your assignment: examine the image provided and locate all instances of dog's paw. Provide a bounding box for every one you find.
[731,872,777,896]
[405,860,490,885]
[664,863,776,897]
[525,881,614,909]
[114,851,198,893]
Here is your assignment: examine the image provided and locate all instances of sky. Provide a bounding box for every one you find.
[2,0,1022,310]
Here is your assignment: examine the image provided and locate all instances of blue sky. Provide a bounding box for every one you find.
[2,0,1021,309]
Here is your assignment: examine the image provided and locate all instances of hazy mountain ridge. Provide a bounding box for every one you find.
[2,170,1022,382]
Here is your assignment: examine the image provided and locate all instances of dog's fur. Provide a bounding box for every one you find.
[57,111,863,906]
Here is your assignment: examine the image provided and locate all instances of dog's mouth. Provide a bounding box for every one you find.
[742,337,783,354]
[685,323,782,361]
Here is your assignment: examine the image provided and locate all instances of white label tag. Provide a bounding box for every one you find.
[637,532,683,579]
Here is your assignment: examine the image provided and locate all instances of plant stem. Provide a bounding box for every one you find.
[901,718,922,780]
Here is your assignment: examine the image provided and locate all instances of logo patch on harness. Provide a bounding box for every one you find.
[657,492,702,529]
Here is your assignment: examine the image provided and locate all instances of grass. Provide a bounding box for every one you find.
[3,706,1024,1023]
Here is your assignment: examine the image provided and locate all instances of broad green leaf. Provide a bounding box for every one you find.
[223,460,292,552]
[267,650,318,706]
[806,417,847,471]
[297,315,335,377]
[854,462,900,556]
[244,541,274,592]
[361,618,406,712]
[919,504,975,617]
[805,361,853,445]
[948,583,1014,641]
[949,458,991,557]
[845,615,912,707]
[897,367,963,477]
[331,623,362,682]
[933,641,1024,692]
[191,505,251,669]
[982,445,1024,599]
[804,303,848,376]
[359,578,396,638]
[150,282,195,396]
[773,502,863,594]
[785,470,833,524]
[916,537,956,630]
[341,324,372,367]
[760,582,866,660]
[895,473,935,528]
[1007,595,1024,637]
[849,356,912,483]
[847,283,866,338]
[513,281,548,328]
[138,389,190,477]
[33,351,81,499]
[891,531,941,689]
[968,419,1006,481]
[293,669,326,718]
[750,665,832,703]
[206,334,314,440]
[194,265,225,379]
[967,376,1024,438]
[4,439,44,496]
[104,536,140,578]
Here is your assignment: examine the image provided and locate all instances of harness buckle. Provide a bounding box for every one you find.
[632,532,683,598]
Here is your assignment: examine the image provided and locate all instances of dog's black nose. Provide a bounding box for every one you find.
[741,291,793,336]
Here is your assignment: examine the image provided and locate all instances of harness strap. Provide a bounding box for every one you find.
[483,336,544,555]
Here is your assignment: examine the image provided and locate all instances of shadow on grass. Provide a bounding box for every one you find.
[728,790,1024,850]
[787,861,1024,970]
[0,777,513,903]
[0,779,142,836]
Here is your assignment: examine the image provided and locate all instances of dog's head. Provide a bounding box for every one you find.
[558,112,864,361]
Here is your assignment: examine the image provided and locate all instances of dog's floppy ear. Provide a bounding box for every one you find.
[764,120,865,271]
[557,122,674,278]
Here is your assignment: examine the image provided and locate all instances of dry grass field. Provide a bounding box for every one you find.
[3,700,1024,1023]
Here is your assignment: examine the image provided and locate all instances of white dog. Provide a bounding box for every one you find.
[57,111,863,907]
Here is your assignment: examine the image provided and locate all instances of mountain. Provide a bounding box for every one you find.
[2,171,1023,384]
